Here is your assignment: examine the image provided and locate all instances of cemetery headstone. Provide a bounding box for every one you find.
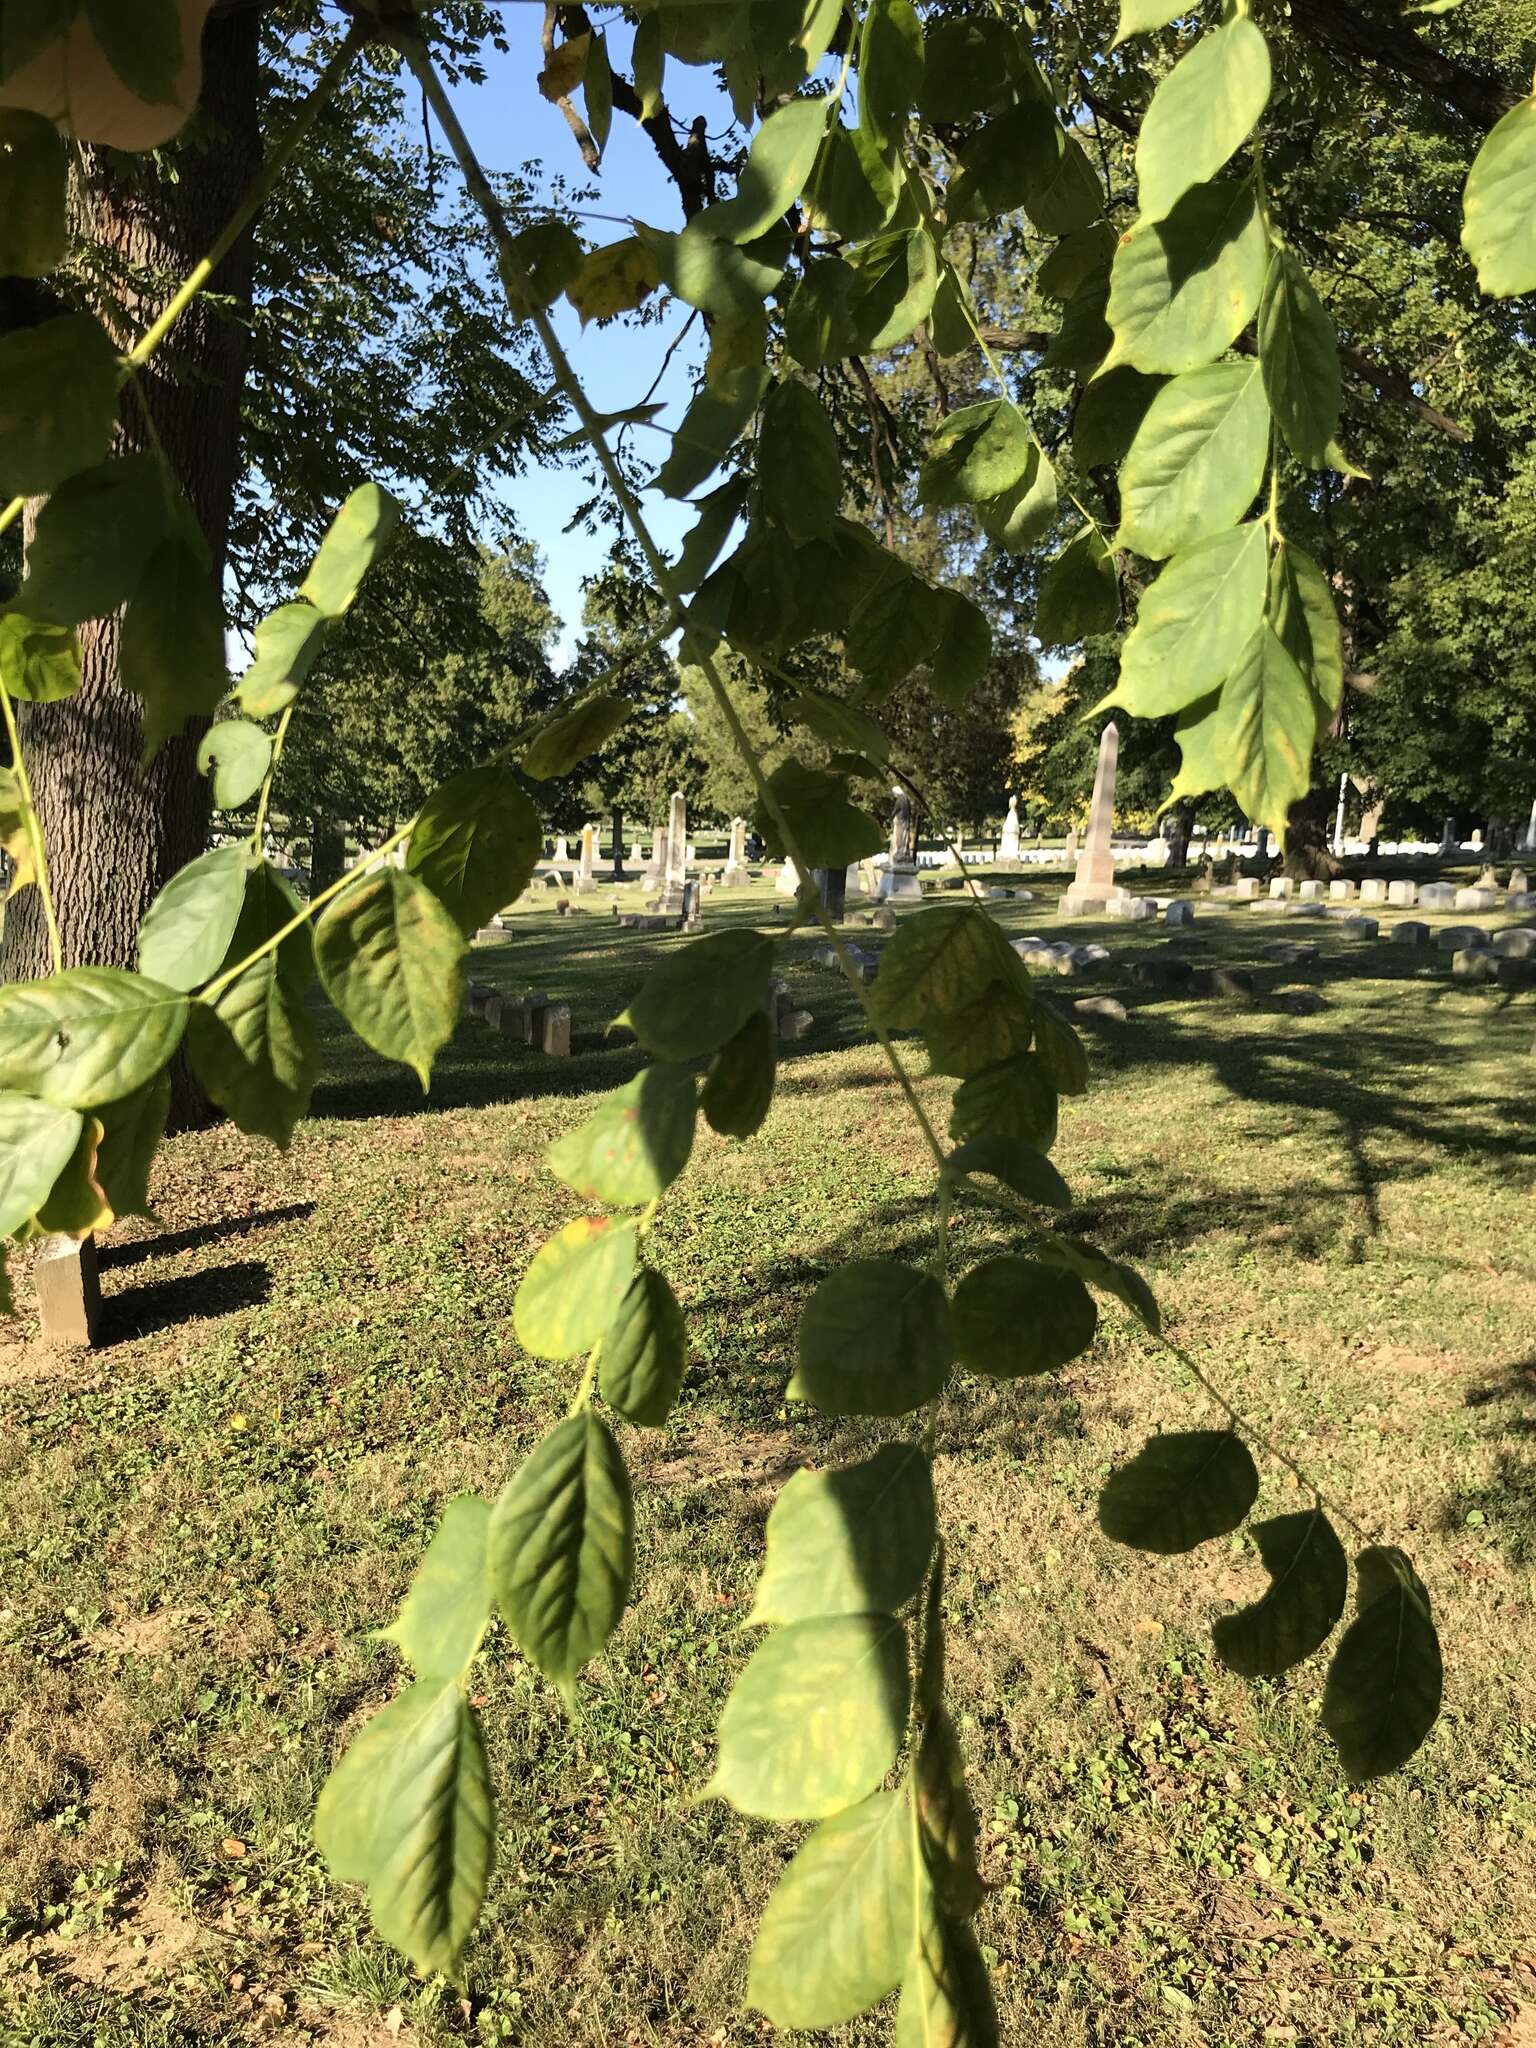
[1329,879,1356,901]
[877,787,923,901]
[1358,878,1388,904]
[537,1002,572,1055]
[1419,882,1456,909]
[1386,880,1418,907]
[1269,876,1293,900]
[997,795,1022,866]
[1435,925,1489,952]
[1452,948,1497,983]
[1492,927,1536,959]
[1060,723,1122,916]
[1390,921,1430,945]
[1165,901,1196,926]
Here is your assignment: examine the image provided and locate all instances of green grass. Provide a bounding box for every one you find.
[0,866,1533,2047]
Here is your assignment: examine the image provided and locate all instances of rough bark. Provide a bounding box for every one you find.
[3,12,262,1128]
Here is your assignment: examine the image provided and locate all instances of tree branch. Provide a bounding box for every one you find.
[1285,0,1521,130]
[555,2,714,217]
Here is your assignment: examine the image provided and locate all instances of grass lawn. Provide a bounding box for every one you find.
[1,869,1533,2048]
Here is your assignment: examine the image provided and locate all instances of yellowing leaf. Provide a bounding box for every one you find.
[566,237,661,326]
[538,32,590,102]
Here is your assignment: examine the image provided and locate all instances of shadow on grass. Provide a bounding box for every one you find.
[98,1260,272,1345]
[99,1203,315,1271]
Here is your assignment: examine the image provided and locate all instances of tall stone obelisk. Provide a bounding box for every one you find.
[1060,722,1122,916]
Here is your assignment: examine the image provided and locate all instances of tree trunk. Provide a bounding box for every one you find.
[1282,785,1340,882]
[2,11,262,1131]
[311,818,346,894]
[610,803,624,877]
[1164,798,1195,869]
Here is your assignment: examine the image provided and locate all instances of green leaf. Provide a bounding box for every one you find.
[952,100,1102,235]
[0,1093,83,1236]
[0,313,118,496]
[84,0,182,106]
[1135,17,1271,224]
[1181,622,1315,844]
[805,121,898,242]
[234,601,330,720]
[927,266,974,358]
[0,968,186,1109]
[1258,248,1341,470]
[944,1134,1071,1210]
[1461,92,1536,298]
[948,1052,1056,1149]
[488,1410,633,1690]
[299,483,402,618]
[1116,359,1269,561]
[919,399,1032,508]
[748,1790,916,2028]
[859,0,923,150]
[1045,272,1112,374]
[187,864,319,1150]
[1099,1430,1259,1554]
[502,219,585,316]
[1073,366,1165,471]
[702,1009,776,1139]
[649,222,786,320]
[315,1679,493,1981]
[1213,1510,1348,1679]
[760,378,840,541]
[977,444,1057,554]
[952,1256,1097,1379]
[1038,1233,1161,1333]
[697,93,829,242]
[121,534,229,755]
[846,573,948,694]
[584,28,612,152]
[923,988,1036,1080]
[196,719,270,811]
[380,1495,492,1680]
[1038,221,1117,303]
[14,454,173,626]
[566,236,660,325]
[709,1613,910,1819]
[1113,0,1183,42]
[1036,526,1120,646]
[547,1063,696,1207]
[1104,178,1268,375]
[873,906,1020,1028]
[0,109,66,276]
[522,693,630,780]
[916,1706,984,1917]
[1269,540,1343,730]
[847,227,939,351]
[918,17,1016,122]
[632,13,664,117]
[621,928,774,1062]
[314,868,465,1090]
[1109,521,1267,717]
[1030,999,1090,1098]
[599,1267,688,1426]
[513,1216,639,1360]
[1321,1547,1443,1781]
[754,759,884,867]
[785,256,861,368]
[0,613,79,703]
[673,477,749,593]
[748,1443,935,1628]
[406,764,542,937]
[136,844,249,993]
[897,1906,1000,2048]
[93,1073,169,1218]
[789,690,890,762]
[928,588,994,706]
[791,1260,953,1417]
[653,366,768,498]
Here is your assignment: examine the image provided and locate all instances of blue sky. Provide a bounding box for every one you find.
[452,24,731,657]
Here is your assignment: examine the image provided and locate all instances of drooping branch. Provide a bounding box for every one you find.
[553,2,715,218]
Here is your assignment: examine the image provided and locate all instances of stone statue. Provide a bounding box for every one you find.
[889,785,916,866]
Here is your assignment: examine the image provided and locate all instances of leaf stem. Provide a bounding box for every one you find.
[400,32,952,1179]
[0,681,62,974]
[251,702,295,854]
[568,1343,602,1417]
[0,21,370,545]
